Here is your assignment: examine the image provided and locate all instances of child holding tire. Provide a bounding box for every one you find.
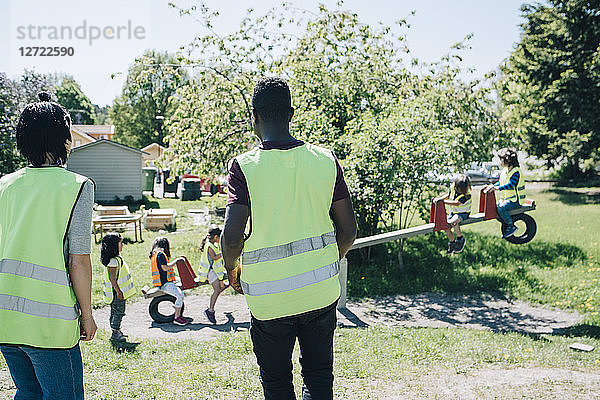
[101,232,136,341]
[199,226,229,324]
[149,236,190,326]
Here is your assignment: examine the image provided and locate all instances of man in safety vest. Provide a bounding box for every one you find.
[484,147,526,238]
[222,77,357,400]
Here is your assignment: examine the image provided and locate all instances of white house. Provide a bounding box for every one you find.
[67,140,148,201]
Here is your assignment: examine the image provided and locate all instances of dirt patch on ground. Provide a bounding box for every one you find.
[92,291,582,341]
[347,367,600,400]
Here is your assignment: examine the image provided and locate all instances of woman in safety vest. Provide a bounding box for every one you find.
[0,92,97,400]
[484,148,526,239]
[434,174,472,254]
[149,236,191,326]
[199,226,228,324]
[101,232,135,342]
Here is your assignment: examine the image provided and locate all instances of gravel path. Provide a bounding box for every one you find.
[93,291,582,341]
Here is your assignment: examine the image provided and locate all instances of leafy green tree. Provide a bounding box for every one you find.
[0,74,24,176]
[93,104,111,125]
[110,50,189,148]
[55,77,96,124]
[501,0,600,178]
[166,3,503,237]
[0,70,54,176]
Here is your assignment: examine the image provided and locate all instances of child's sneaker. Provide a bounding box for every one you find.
[181,315,193,323]
[453,236,466,253]
[446,241,456,254]
[173,316,190,326]
[502,225,517,239]
[204,308,217,324]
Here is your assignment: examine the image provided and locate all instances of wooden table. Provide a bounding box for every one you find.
[93,214,143,243]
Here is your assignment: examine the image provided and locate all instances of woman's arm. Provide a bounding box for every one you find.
[69,254,97,341]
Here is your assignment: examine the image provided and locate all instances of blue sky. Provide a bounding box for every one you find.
[0,0,526,106]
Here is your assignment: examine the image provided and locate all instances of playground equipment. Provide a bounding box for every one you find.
[337,190,537,308]
[430,190,537,244]
[141,256,200,323]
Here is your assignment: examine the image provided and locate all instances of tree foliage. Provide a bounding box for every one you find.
[110,50,189,148]
[55,77,96,124]
[0,70,54,176]
[501,0,600,177]
[161,3,504,236]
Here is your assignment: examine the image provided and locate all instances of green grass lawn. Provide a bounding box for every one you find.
[348,187,600,326]
[2,187,600,399]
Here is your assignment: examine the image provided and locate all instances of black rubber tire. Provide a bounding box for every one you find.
[148,295,185,324]
[502,213,537,245]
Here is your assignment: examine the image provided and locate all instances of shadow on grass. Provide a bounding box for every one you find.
[345,293,574,335]
[553,324,600,339]
[347,231,586,299]
[150,312,250,333]
[548,188,600,205]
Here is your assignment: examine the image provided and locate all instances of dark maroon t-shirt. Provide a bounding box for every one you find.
[227,140,350,208]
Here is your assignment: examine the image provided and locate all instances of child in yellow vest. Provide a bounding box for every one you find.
[199,226,228,324]
[101,232,135,341]
[434,174,472,254]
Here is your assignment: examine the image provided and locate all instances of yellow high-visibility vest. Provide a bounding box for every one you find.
[499,166,526,204]
[448,186,472,214]
[0,167,87,348]
[199,241,225,282]
[102,256,135,303]
[236,143,341,320]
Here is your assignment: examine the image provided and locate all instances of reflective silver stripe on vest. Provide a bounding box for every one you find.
[242,231,337,265]
[0,259,69,286]
[117,274,132,285]
[241,261,339,296]
[104,275,134,295]
[120,281,134,294]
[0,294,78,321]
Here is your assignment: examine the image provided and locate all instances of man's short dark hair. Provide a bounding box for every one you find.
[252,77,292,123]
[16,92,72,167]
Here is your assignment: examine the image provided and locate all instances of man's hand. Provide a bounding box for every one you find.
[80,315,97,341]
[227,264,244,294]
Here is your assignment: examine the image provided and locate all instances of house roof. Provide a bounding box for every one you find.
[141,142,166,152]
[70,139,150,155]
[72,125,115,135]
[70,127,97,142]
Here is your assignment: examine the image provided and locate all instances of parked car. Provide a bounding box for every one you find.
[465,162,500,185]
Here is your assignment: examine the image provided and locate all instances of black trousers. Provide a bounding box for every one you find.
[250,301,338,400]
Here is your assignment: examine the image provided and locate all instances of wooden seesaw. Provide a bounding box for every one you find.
[336,190,537,309]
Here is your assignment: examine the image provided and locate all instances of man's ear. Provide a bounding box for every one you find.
[288,107,295,122]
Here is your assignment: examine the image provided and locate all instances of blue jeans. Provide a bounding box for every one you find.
[0,344,84,400]
[497,199,520,227]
